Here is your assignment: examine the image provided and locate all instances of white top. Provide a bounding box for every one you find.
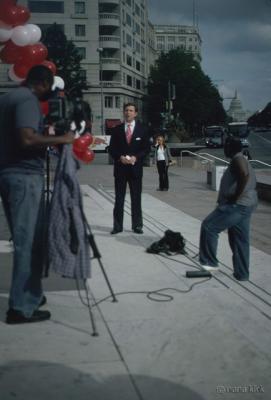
[157,146,166,161]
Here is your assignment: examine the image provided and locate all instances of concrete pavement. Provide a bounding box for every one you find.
[0,159,271,400]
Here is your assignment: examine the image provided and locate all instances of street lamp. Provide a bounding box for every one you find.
[97,47,104,135]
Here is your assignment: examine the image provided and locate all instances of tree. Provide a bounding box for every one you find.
[42,23,88,98]
[146,49,226,136]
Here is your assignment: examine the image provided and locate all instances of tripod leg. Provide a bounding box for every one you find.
[97,258,118,303]
[84,280,99,337]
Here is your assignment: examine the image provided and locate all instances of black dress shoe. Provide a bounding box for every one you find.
[39,295,47,308]
[110,228,123,235]
[6,309,51,325]
[133,227,143,234]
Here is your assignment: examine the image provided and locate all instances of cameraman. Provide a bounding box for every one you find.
[0,65,74,324]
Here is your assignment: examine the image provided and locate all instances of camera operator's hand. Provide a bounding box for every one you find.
[61,131,75,144]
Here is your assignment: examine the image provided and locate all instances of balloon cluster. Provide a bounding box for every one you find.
[73,133,95,164]
[0,0,58,82]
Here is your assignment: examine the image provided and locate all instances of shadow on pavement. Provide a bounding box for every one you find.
[0,360,206,400]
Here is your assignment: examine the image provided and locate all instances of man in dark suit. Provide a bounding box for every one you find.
[108,103,150,234]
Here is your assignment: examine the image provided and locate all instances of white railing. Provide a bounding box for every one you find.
[99,13,119,20]
[101,57,120,64]
[249,160,271,168]
[99,35,120,42]
[180,150,229,167]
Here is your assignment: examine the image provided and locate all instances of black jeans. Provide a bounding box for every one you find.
[157,160,169,190]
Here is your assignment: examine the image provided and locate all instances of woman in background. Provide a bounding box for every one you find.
[154,135,172,191]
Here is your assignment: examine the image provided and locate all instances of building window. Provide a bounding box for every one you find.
[105,96,113,108]
[168,43,175,50]
[126,54,132,66]
[126,33,132,47]
[135,3,140,16]
[115,96,120,108]
[126,75,132,86]
[136,41,140,53]
[75,25,86,36]
[126,0,131,6]
[136,79,141,90]
[77,47,86,59]
[126,13,132,27]
[157,43,164,50]
[74,2,85,14]
[135,22,140,35]
[136,60,140,71]
[28,1,64,13]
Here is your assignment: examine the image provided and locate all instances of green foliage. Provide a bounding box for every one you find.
[42,23,88,98]
[147,49,227,135]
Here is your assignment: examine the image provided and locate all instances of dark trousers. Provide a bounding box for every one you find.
[157,160,169,190]
[113,173,143,231]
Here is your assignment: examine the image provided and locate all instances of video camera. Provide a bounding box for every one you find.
[46,95,72,136]
[46,94,92,136]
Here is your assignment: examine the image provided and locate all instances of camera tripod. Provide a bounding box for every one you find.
[45,146,117,337]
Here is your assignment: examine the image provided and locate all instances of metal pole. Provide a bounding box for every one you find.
[100,54,104,135]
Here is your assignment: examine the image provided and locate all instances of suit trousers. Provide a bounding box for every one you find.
[113,172,143,231]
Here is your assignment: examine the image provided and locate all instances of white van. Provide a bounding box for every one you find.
[92,135,111,152]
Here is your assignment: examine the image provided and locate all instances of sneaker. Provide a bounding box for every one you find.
[201,265,219,272]
[6,309,51,325]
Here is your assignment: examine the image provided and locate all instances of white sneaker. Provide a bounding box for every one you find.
[201,265,219,271]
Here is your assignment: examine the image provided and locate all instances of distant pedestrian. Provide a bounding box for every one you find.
[154,135,172,191]
[199,137,258,281]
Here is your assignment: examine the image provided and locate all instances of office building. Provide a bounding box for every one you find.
[0,1,202,134]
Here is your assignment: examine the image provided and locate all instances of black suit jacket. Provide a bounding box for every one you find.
[108,121,150,178]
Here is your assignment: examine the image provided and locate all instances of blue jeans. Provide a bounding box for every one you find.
[0,172,45,317]
[199,203,254,279]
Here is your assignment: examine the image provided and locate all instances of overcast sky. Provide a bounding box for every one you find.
[147,0,271,113]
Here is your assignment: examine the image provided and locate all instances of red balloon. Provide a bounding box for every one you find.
[83,133,94,146]
[73,147,83,159]
[81,149,95,164]
[42,60,57,75]
[13,5,30,26]
[0,40,23,63]
[73,136,89,153]
[21,43,48,67]
[0,3,30,27]
[14,63,31,79]
[0,5,18,26]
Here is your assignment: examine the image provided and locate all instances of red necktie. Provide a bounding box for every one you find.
[126,123,132,144]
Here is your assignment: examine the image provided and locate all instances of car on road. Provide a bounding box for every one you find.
[227,122,250,148]
[204,126,225,148]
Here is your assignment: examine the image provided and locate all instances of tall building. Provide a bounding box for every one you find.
[0,1,202,133]
[153,24,201,62]
[0,0,150,134]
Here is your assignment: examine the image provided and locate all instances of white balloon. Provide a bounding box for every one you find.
[8,65,24,83]
[52,75,65,90]
[0,27,13,42]
[11,25,31,46]
[26,24,41,45]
